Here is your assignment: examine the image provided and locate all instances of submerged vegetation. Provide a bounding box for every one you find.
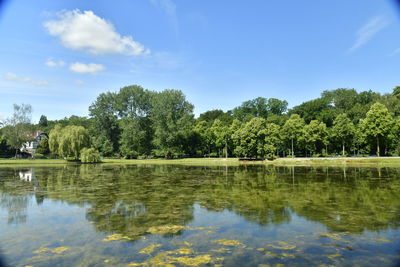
[3,87,400,160]
[0,165,399,266]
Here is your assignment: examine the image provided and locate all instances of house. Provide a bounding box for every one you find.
[21,131,48,155]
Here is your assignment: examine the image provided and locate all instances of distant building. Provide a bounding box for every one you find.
[21,131,48,155]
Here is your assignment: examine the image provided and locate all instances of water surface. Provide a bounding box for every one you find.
[0,165,399,266]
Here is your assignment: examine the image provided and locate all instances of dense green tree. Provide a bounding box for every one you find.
[282,114,305,157]
[193,121,214,156]
[36,137,50,155]
[360,103,394,156]
[303,120,329,156]
[80,148,101,163]
[89,92,120,155]
[119,117,153,158]
[210,119,231,157]
[3,104,33,156]
[0,135,13,157]
[331,114,355,156]
[49,125,90,160]
[38,115,48,127]
[49,124,63,156]
[115,85,153,118]
[232,97,288,121]
[290,98,336,126]
[151,90,194,158]
[232,117,266,158]
[261,123,281,158]
[198,109,233,125]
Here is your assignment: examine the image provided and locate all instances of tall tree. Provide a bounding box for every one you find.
[232,117,266,158]
[89,92,120,156]
[282,114,304,157]
[360,103,394,156]
[210,119,231,158]
[261,123,281,158]
[151,89,194,158]
[3,104,33,156]
[331,114,355,156]
[303,120,329,156]
[38,115,48,127]
[50,125,90,160]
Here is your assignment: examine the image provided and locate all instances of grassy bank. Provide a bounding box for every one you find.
[1,157,400,167]
[269,157,400,167]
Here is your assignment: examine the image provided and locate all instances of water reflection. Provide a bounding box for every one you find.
[1,165,399,234]
[0,165,399,266]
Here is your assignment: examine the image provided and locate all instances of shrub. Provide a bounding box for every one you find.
[80,148,102,163]
[34,153,46,159]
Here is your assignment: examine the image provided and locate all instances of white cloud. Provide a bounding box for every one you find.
[4,72,49,86]
[69,62,104,74]
[349,16,388,52]
[45,58,65,67]
[44,10,150,55]
[149,0,178,34]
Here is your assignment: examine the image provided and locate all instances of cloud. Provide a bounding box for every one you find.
[149,0,178,34]
[69,62,104,74]
[44,10,150,55]
[45,58,65,67]
[349,16,388,52]
[4,72,49,86]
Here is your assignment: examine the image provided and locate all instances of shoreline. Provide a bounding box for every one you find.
[1,157,400,167]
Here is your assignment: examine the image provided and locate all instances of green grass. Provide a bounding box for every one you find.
[1,157,400,167]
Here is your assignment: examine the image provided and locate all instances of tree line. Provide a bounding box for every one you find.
[1,85,400,159]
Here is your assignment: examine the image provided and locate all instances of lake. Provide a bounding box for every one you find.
[0,164,399,266]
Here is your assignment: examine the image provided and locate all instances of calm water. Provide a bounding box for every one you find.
[0,165,399,267]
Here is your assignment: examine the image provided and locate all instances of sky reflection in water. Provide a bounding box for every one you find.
[0,165,399,266]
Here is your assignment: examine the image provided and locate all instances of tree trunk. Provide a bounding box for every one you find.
[225,141,228,158]
[377,136,380,157]
[342,140,345,156]
[291,138,294,158]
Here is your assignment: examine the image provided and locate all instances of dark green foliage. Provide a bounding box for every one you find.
[198,109,233,125]
[0,135,13,158]
[151,90,194,158]
[38,115,48,127]
[6,85,400,160]
[232,97,288,121]
[36,137,50,155]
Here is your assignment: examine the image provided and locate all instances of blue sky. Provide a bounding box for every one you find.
[1,0,400,122]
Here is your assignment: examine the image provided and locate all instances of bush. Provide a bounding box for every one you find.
[34,153,46,159]
[80,148,102,163]
[124,150,139,159]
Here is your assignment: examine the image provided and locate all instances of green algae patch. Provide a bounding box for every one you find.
[101,234,132,242]
[127,247,223,267]
[318,232,345,241]
[327,253,342,260]
[33,246,69,254]
[270,241,296,250]
[168,255,215,266]
[139,244,162,254]
[147,225,185,235]
[213,239,243,246]
[171,247,194,255]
